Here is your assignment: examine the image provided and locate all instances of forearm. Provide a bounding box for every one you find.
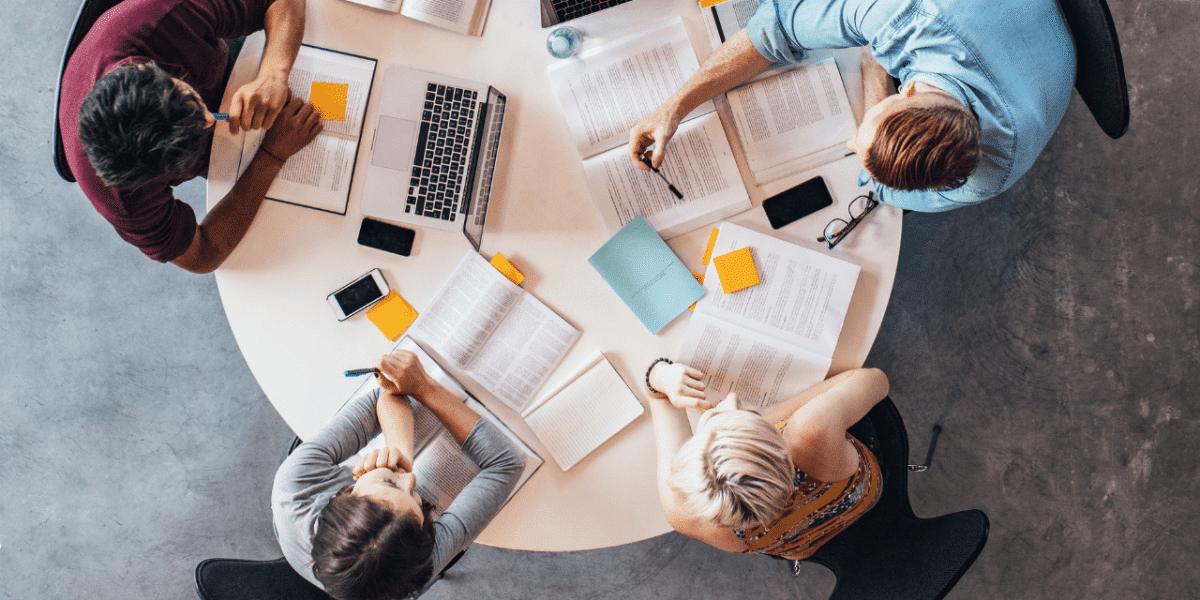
[171,152,284,273]
[377,392,416,466]
[648,398,691,506]
[660,29,771,120]
[259,0,305,82]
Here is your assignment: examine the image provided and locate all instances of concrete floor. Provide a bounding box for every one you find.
[2,0,1198,598]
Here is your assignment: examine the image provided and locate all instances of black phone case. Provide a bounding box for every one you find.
[358,218,415,256]
[762,177,834,230]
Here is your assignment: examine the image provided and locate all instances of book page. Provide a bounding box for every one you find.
[399,0,474,35]
[697,222,860,357]
[410,252,523,368]
[414,431,480,519]
[341,0,400,12]
[547,16,713,159]
[699,0,760,49]
[523,354,644,470]
[584,113,750,239]
[725,58,857,182]
[679,311,830,409]
[464,294,581,413]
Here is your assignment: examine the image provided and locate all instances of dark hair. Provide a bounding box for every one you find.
[864,104,981,192]
[311,486,436,600]
[77,62,209,189]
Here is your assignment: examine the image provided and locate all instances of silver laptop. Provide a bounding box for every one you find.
[360,66,507,251]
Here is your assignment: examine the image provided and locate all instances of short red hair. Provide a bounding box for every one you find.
[865,105,981,192]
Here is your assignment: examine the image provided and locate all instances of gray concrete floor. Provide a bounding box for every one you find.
[2,1,1197,598]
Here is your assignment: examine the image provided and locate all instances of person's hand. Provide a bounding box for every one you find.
[259,98,323,162]
[352,447,413,480]
[374,350,433,399]
[227,74,291,135]
[649,361,711,410]
[629,105,682,171]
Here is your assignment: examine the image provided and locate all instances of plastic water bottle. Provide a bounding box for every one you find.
[546,26,583,59]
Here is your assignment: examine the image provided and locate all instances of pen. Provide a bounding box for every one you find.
[213,113,229,121]
[639,154,684,200]
[344,367,380,377]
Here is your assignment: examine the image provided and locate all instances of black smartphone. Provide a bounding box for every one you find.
[357,218,415,256]
[761,176,834,230]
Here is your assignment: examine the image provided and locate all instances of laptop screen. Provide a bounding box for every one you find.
[463,87,506,251]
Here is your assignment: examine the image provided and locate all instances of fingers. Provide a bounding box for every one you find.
[629,133,653,171]
[649,139,667,169]
[227,94,245,135]
[684,366,704,380]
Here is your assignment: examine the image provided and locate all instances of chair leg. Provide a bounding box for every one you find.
[908,425,942,472]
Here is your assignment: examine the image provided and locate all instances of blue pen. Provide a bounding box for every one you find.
[344,367,380,377]
[213,113,229,121]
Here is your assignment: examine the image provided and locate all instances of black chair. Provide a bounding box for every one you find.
[1059,0,1130,139]
[54,0,125,182]
[796,398,990,600]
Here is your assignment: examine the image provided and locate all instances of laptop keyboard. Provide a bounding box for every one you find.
[406,83,478,221]
[552,0,634,23]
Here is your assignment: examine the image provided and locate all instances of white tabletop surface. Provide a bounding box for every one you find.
[207,0,902,552]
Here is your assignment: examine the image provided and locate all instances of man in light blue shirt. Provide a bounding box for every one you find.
[630,0,1076,212]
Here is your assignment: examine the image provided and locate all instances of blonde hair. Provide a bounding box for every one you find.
[669,410,795,529]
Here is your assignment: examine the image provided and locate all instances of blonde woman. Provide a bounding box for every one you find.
[645,360,889,566]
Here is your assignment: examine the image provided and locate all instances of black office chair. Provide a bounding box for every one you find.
[794,398,990,600]
[54,0,126,182]
[1059,0,1130,139]
[195,437,466,600]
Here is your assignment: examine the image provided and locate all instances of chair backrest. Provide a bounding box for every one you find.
[195,558,335,600]
[801,398,990,600]
[1058,0,1130,139]
[54,0,126,182]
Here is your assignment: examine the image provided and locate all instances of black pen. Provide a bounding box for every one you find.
[344,367,380,377]
[639,155,684,199]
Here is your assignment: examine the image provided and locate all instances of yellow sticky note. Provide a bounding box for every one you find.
[689,272,705,311]
[713,247,760,293]
[489,253,524,286]
[701,228,720,266]
[698,0,727,6]
[309,81,349,121]
[367,291,418,342]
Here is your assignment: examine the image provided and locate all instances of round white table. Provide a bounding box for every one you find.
[207,0,901,552]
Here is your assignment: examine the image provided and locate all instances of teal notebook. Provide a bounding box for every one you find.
[588,216,706,334]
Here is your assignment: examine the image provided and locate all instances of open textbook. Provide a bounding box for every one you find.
[547,17,751,240]
[699,0,858,184]
[340,0,493,36]
[408,251,581,414]
[345,337,542,520]
[521,352,644,471]
[680,222,860,409]
[227,45,376,214]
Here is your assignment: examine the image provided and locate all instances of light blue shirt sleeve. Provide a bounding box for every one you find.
[747,0,869,64]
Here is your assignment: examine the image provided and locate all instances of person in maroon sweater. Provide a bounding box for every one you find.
[60,0,320,273]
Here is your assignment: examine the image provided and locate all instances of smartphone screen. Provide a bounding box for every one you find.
[358,218,415,256]
[334,275,384,316]
[762,177,834,230]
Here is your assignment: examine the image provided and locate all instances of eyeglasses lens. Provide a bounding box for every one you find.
[849,195,872,219]
[824,219,849,242]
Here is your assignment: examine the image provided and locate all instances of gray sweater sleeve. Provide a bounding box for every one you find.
[272,390,526,592]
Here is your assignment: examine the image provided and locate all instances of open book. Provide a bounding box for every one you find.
[409,251,582,414]
[679,222,860,409]
[227,45,376,214]
[520,352,644,471]
[346,337,542,519]
[547,17,751,240]
[339,0,493,36]
[699,0,858,184]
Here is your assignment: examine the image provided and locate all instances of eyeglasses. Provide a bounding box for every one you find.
[818,192,878,249]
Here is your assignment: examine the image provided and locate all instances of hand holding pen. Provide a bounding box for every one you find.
[639,153,683,199]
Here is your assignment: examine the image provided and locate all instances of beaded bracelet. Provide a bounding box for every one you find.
[645,358,673,395]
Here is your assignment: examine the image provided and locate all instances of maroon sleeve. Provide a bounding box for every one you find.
[77,170,200,263]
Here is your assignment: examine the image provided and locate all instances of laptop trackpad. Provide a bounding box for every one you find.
[372,115,417,171]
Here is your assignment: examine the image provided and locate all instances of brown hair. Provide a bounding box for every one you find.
[864,104,981,192]
[311,486,436,600]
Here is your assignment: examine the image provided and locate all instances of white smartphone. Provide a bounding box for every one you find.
[327,268,389,321]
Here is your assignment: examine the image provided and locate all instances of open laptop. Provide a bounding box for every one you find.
[540,0,635,27]
[360,66,507,251]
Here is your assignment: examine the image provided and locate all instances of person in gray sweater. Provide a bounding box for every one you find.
[272,349,525,599]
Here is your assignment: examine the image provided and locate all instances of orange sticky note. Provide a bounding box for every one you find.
[701,228,720,265]
[367,291,418,341]
[689,272,705,311]
[309,81,349,121]
[713,247,760,293]
[489,253,524,286]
